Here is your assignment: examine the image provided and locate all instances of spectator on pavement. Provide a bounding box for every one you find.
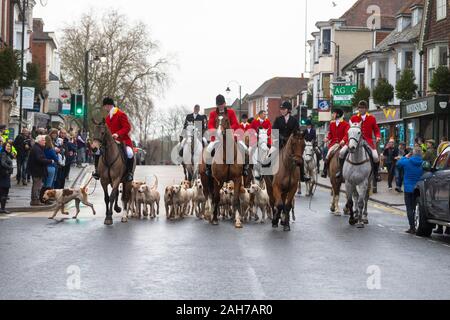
[44,135,58,190]
[382,138,399,191]
[395,142,407,193]
[437,137,449,155]
[66,136,78,180]
[397,146,424,235]
[13,128,32,186]
[423,139,437,165]
[77,130,87,167]
[28,135,54,206]
[54,135,68,189]
[0,142,15,214]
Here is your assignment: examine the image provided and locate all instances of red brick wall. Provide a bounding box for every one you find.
[0,0,11,47]
[423,0,450,94]
[31,41,47,85]
[267,98,281,123]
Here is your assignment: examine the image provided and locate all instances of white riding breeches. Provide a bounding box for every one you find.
[339,145,379,162]
[126,146,134,159]
[326,144,340,160]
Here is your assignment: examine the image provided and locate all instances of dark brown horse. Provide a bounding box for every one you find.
[92,119,134,225]
[264,130,305,231]
[208,113,244,227]
[328,146,347,215]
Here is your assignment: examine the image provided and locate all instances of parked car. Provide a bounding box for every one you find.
[414,146,450,237]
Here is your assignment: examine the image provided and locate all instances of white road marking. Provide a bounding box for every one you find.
[443,244,450,248]
[246,265,266,300]
[378,224,385,228]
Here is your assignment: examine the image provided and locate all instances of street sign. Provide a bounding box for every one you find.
[333,85,357,106]
[18,87,35,110]
[318,100,330,111]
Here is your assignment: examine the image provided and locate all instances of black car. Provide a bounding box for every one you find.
[415,147,450,237]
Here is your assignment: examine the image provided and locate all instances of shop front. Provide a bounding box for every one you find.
[371,106,403,149]
[401,95,450,148]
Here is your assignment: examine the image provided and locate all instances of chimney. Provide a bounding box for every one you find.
[33,19,44,33]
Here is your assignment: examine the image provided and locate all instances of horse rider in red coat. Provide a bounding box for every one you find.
[337,100,382,181]
[93,97,135,182]
[321,108,349,178]
[240,114,252,132]
[250,110,273,149]
[206,94,246,176]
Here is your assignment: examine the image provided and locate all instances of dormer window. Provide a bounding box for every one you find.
[412,7,423,26]
[397,16,411,32]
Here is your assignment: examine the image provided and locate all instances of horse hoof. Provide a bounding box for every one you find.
[330,207,336,213]
[104,219,113,226]
[211,220,219,226]
[121,217,128,223]
[363,219,369,225]
[349,218,356,226]
[283,225,291,232]
[357,223,365,229]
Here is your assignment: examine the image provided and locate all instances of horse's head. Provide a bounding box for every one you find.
[91,118,108,149]
[215,112,230,135]
[288,129,306,166]
[347,120,362,153]
[303,141,314,163]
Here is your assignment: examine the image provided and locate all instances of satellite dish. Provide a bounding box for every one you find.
[40,0,48,6]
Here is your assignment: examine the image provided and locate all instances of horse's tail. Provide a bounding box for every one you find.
[152,175,159,190]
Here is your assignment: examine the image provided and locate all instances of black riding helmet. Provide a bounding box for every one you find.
[333,108,344,118]
[280,101,292,111]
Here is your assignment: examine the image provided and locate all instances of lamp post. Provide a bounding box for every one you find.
[226,80,242,119]
[83,50,106,133]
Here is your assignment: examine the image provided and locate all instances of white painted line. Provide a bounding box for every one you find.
[443,244,450,248]
[378,224,385,228]
[390,228,396,232]
[428,240,438,244]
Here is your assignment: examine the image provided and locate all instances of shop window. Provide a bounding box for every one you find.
[436,0,447,21]
[322,74,331,100]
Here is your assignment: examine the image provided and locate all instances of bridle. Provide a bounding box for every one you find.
[94,125,122,175]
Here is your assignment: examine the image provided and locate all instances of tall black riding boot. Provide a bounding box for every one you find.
[335,157,346,179]
[92,154,101,180]
[125,158,135,182]
[300,164,311,182]
[374,162,381,182]
[321,160,328,178]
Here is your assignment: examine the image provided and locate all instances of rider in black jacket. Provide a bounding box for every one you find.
[272,101,310,182]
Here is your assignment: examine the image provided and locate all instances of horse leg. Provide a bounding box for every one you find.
[211,180,221,225]
[272,183,283,228]
[283,188,297,232]
[345,182,356,226]
[102,183,113,226]
[233,179,243,229]
[363,183,370,224]
[330,189,336,213]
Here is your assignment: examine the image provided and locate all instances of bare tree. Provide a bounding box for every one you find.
[59,9,170,128]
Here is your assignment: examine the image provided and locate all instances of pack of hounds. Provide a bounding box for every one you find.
[44,174,296,224]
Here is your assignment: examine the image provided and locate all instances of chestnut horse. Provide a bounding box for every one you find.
[328,146,345,215]
[209,113,244,227]
[92,119,134,225]
[264,130,305,232]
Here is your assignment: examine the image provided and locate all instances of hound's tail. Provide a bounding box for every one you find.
[152,175,159,190]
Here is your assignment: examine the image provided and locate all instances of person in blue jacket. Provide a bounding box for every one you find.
[396,146,424,235]
[43,135,59,192]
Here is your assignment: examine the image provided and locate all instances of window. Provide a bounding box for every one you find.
[358,72,365,88]
[428,45,449,87]
[436,0,447,21]
[322,74,331,100]
[438,46,448,66]
[405,51,414,69]
[322,29,331,55]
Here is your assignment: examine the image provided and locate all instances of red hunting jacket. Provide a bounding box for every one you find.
[240,122,252,132]
[208,108,240,142]
[327,120,350,148]
[105,108,133,148]
[250,118,272,146]
[349,113,381,149]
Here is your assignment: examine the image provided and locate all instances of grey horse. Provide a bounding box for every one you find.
[343,122,372,228]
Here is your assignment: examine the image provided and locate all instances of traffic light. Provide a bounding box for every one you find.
[71,94,85,117]
[300,105,308,125]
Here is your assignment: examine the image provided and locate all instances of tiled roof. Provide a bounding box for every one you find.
[249,77,309,99]
[375,22,422,52]
[340,0,407,29]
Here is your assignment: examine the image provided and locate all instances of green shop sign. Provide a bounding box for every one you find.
[333,85,357,106]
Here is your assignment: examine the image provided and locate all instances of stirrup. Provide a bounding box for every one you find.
[92,172,100,180]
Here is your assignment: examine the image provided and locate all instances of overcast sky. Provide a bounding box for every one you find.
[34,0,356,112]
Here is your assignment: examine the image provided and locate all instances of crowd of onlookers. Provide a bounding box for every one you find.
[0,125,94,214]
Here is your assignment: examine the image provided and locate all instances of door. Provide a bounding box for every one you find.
[425,148,450,219]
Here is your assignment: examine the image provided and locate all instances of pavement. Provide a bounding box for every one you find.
[7,163,90,213]
[315,173,407,211]
[1,165,450,300]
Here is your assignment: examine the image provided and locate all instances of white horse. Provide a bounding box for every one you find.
[343,122,372,228]
[180,122,203,182]
[251,129,270,181]
[303,141,317,197]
